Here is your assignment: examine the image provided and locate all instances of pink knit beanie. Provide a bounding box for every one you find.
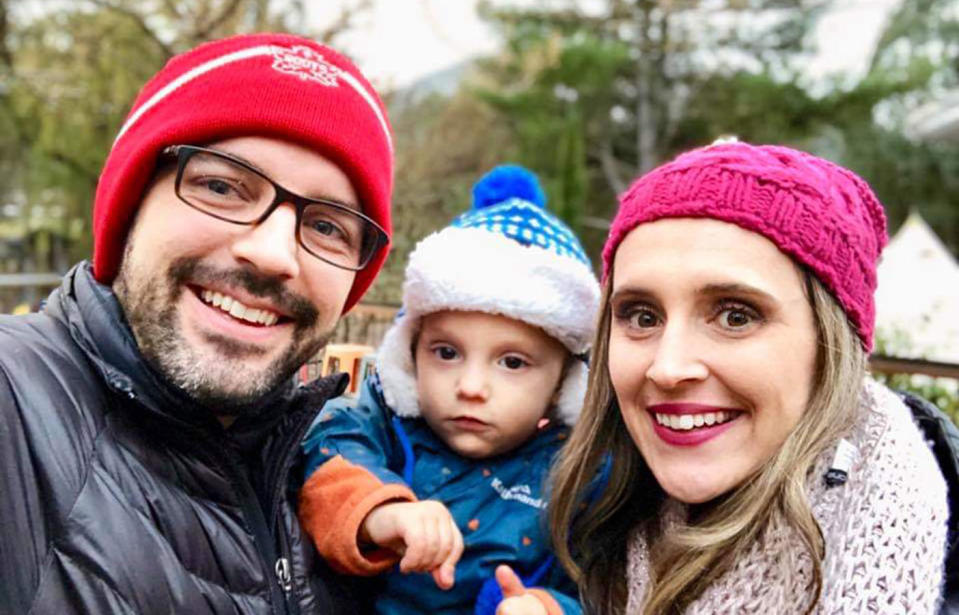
[92,33,393,312]
[603,142,888,350]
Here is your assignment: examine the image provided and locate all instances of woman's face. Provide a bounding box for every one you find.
[608,218,818,504]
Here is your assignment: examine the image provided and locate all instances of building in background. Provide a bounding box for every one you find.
[875,212,959,372]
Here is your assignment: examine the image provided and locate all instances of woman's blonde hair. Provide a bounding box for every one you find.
[548,268,866,614]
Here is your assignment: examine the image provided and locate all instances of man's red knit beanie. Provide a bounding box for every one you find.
[92,33,393,312]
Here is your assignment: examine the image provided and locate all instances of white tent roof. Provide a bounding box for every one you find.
[875,212,959,364]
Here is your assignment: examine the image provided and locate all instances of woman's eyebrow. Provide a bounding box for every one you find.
[609,286,655,303]
[697,282,776,302]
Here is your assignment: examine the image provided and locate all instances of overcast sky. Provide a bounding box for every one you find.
[311,0,902,90]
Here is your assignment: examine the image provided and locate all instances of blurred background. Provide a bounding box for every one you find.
[1,0,958,415]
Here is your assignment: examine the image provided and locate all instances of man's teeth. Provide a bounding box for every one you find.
[199,290,279,326]
[654,411,736,430]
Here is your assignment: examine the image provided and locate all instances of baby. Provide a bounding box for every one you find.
[298,166,599,614]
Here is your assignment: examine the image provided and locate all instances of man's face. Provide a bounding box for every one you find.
[113,136,358,410]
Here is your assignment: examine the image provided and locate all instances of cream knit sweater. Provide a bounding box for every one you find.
[626,379,949,614]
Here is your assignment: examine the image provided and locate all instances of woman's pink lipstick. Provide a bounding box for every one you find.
[647,403,742,447]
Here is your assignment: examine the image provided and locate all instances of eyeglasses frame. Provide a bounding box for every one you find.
[161,144,389,272]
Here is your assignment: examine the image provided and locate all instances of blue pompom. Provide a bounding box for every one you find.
[472,165,546,210]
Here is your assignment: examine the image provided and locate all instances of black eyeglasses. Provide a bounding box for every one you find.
[162,145,388,271]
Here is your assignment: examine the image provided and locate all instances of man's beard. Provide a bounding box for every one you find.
[114,253,334,414]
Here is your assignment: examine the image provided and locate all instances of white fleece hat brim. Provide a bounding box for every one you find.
[375,226,600,425]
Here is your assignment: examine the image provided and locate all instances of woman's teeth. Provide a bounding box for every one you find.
[654,411,736,431]
[199,289,279,326]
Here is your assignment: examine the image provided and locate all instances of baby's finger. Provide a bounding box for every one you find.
[495,565,526,599]
[431,566,454,591]
[437,520,464,585]
[398,521,428,572]
[496,595,548,615]
[431,524,459,590]
[402,518,439,572]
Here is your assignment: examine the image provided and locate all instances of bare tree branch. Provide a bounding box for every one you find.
[316,0,373,45]
[192,0,243,41]
[0,0,12,69]
[598,137,628,194]
[635,0,657,174]
[160,0,182,20]
[89,0,175,59]
[47,149,99,186]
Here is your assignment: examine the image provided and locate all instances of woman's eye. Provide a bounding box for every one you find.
[432,346,458,361]
[715,302,762,331]
[500,356,528,370]
[628,309,660,329]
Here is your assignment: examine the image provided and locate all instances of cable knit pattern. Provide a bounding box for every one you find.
[626,379,948,614]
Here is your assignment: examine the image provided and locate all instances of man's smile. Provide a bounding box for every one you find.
[195,286,283,326]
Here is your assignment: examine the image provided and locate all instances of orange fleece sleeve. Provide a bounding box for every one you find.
[298,454,417,575]
[527,589,565,615]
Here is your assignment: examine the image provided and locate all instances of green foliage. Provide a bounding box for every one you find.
[872,327,959,425]
[873,370,959,425]
[467,0,959,270]
[3,0,959,307]
[0,0,318,265]
[472,0,830,262]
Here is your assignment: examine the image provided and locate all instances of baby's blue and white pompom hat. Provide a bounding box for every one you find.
[375,165,601,426]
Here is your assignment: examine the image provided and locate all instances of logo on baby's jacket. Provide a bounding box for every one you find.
[490,477,546,510]
[271,45,341,86]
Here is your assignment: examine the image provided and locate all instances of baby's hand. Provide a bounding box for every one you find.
[495,565,548,615]
[360,500,464,590]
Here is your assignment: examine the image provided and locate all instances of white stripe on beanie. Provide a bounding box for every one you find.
[112,43,393,151]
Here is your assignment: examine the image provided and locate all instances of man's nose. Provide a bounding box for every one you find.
[230,203,301,280]
[645,322,709,390]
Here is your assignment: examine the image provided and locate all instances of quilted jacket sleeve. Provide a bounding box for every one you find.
[0,363,47,612]
[899,390,959,614]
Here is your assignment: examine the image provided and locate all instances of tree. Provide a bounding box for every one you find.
[364,85,517,303]
[473,0,826,258]
[0,0,371,264]
[473,0,959,259]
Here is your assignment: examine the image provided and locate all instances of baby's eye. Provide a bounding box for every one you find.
[431,345,459,361]
[499,356,529,370]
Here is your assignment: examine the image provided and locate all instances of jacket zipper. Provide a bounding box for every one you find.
[110,374,340,615]
[105,378,291,610]
[265,405,327,615]
[220,443,292,615]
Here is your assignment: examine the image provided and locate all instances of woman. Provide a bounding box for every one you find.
[549,141,949,614]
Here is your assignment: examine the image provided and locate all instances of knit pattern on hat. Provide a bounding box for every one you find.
[625,379,948,614]
[603,143,888,350]
[93,33,393,311]
[375,166,600,426]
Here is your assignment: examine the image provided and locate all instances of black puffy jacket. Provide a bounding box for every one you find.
[0,263,369,615]
[899,391,959,615]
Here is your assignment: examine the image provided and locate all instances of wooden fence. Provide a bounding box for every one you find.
[330,302,399,347]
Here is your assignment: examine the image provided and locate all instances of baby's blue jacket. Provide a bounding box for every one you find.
[300,377,582,615]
